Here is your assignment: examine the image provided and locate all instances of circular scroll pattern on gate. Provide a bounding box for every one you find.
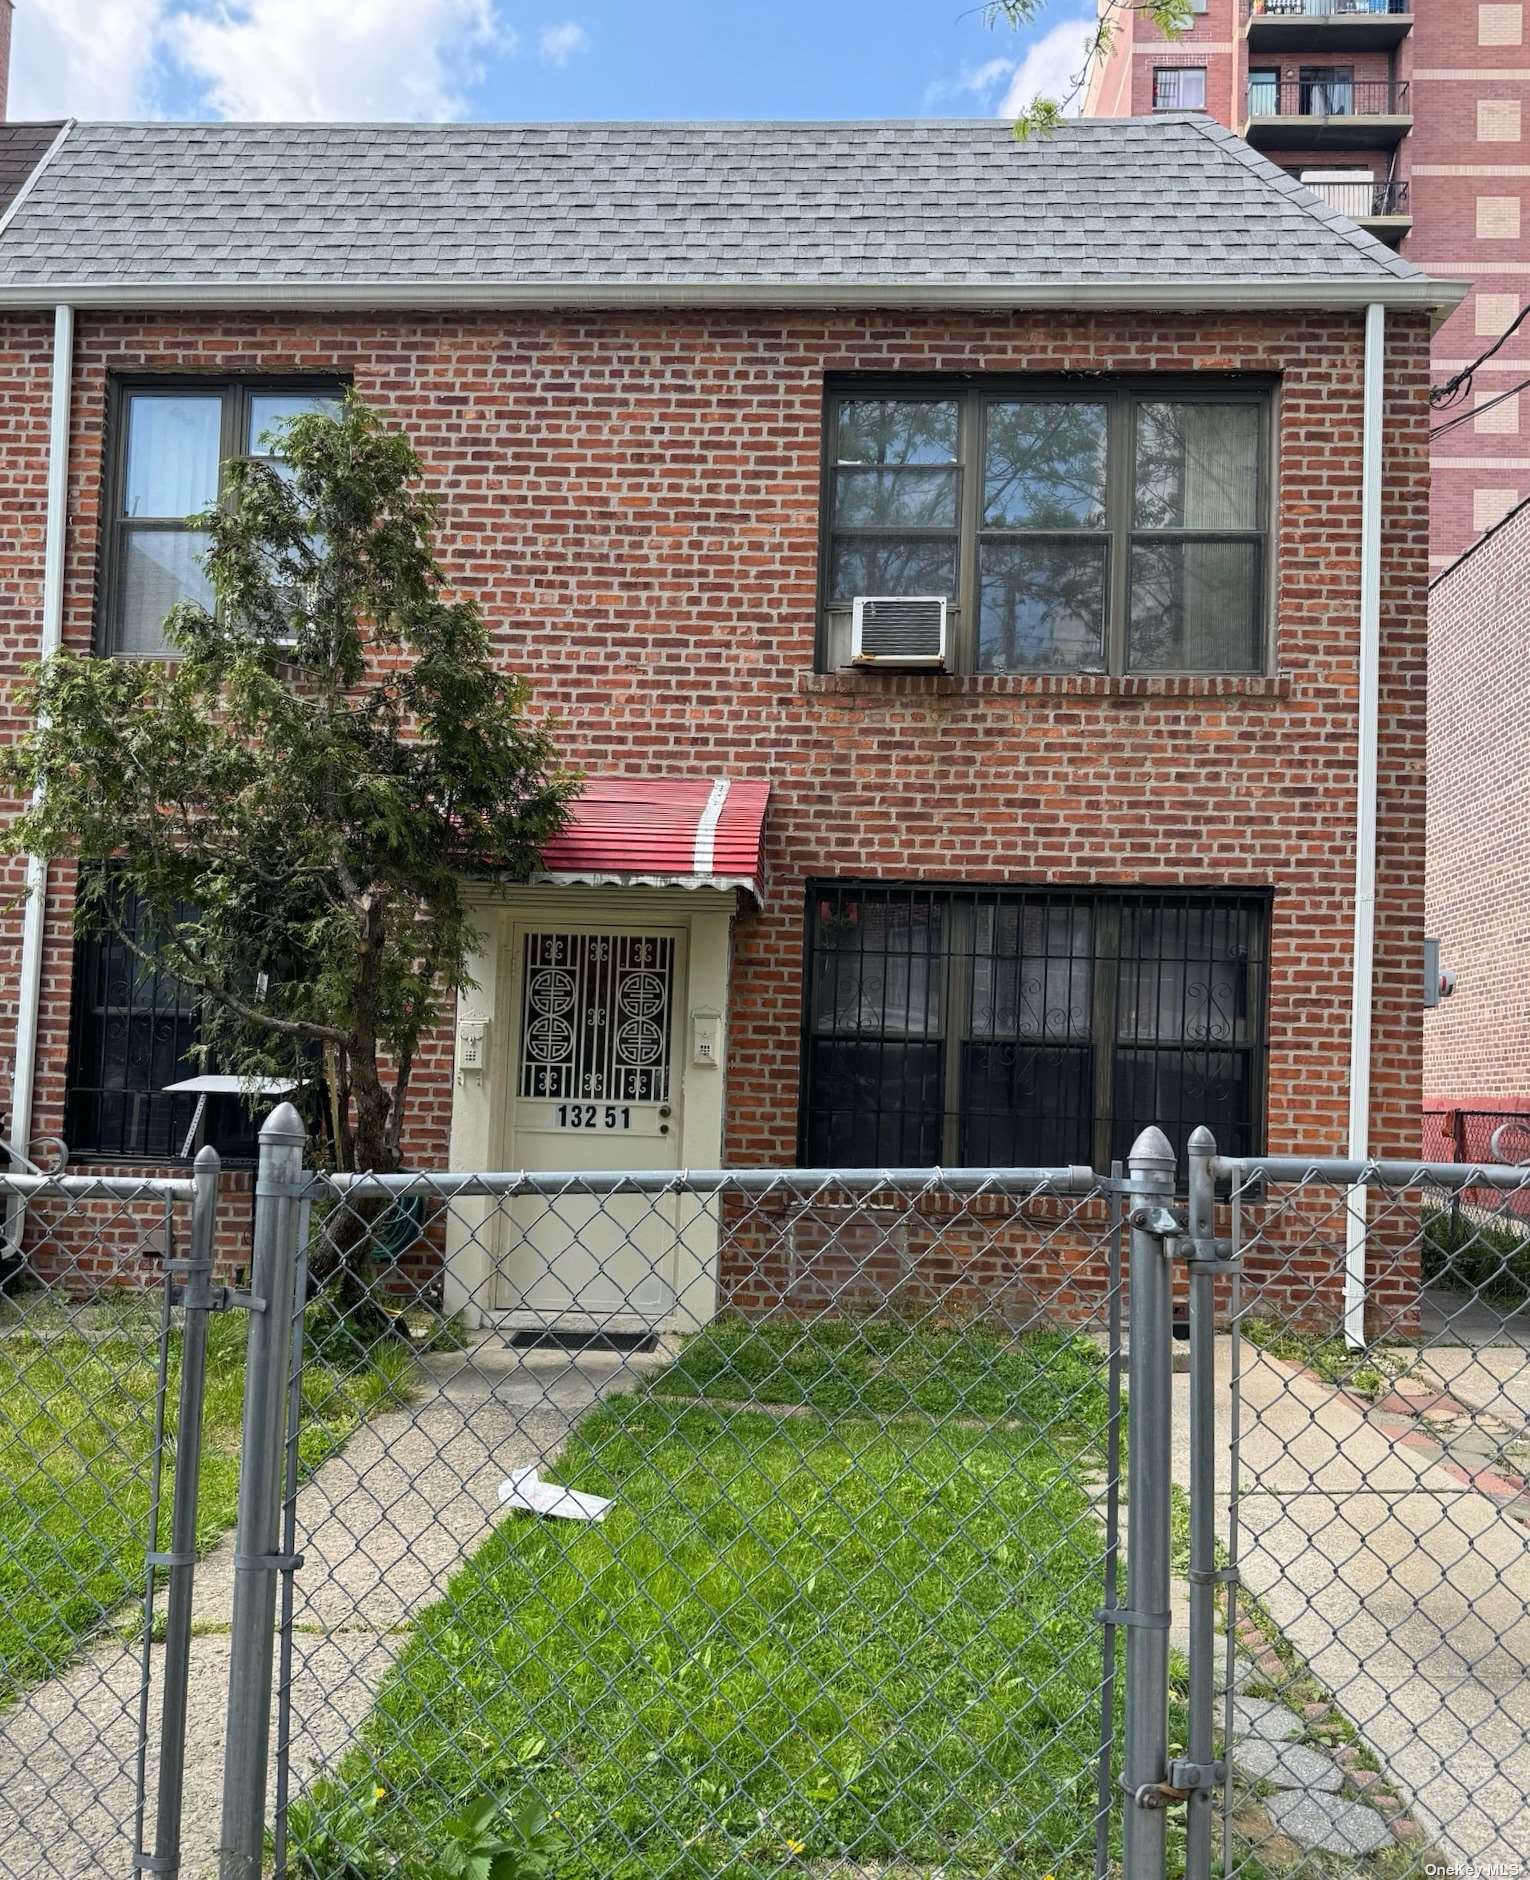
[615,1017,663,1066]
[528,967,576,1017]
[618,971,666,1019]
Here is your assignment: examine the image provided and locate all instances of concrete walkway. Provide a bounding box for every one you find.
[0,1339,664,1880]
[1176,1335,1530,1871]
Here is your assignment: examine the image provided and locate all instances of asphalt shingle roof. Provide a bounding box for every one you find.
[0,115,1429,293]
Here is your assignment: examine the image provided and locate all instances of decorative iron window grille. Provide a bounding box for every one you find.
[800,884,1268,1172]
[64,875,261,1162]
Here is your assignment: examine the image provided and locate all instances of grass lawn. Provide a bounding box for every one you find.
[294,1320,1117,1880]
[0,1294,411,1703]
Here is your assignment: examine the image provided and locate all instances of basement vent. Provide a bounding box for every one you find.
[851,595,948,668]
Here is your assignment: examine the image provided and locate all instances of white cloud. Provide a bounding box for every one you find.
[10,0,168,118]
[922,55,1013,111]
[165,0,505,121]
[538,21,589,67]
[996,16,1097,119]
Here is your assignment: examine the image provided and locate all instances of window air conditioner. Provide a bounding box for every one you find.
[850,595,948,668]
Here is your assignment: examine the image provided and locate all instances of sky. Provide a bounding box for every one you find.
[8,0,1098,125]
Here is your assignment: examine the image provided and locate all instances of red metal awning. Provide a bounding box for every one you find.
[535,776,771,901]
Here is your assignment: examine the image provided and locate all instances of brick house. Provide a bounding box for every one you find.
[1423,496,1530,1151]
[0,115,1460,1329]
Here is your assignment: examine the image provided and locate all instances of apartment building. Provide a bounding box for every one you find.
[1084,0,1530,572]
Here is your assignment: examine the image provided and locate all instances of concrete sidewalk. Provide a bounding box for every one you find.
[1175,1336,1530,1870]
[0,1339,662,1880]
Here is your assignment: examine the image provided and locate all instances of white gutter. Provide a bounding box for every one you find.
[1344,300,1386,1348]
[7,301,73,1211]
[0,276,1470,319]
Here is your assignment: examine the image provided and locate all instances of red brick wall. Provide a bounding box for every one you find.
[1424,494,1530,1100]
[0,306,1433,1328]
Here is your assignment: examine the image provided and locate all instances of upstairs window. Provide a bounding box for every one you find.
[821,384,1271,676]
[103,379,345,658]
[1154,67,1207,111]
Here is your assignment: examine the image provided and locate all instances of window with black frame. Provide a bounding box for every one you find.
[64,873,261,1162]
[104,380,344,658]
[821,384,1269,676]
[801,885,1267,1171]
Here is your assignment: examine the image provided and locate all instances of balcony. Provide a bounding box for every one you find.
[1244,78,1412,149]
[1245,0,1413,52]
[1299,175,1412,243]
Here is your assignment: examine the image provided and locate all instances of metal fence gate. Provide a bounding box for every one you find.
[2,1107,1530,1880]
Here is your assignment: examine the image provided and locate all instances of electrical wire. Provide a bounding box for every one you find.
[1431,303,1530,409]
[1429,373,1530,441]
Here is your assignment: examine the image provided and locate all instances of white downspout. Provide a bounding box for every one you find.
[1344,301,1386,1347]
[7,302,74,1215]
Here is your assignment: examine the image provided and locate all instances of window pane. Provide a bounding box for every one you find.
[1127,538,1260,672]
[1154,68,1206,111]
[1110,1048,1256,1168]
[836,399,958,466]
[247,391,342,456]
[977,538,1107,672]
[833,465,958,529]
[961,1043,1091,1165]
[811,893,943,1037]
[67,875,203,1159]
[123,395,221,518]
[117,529,214,655]
[971,901,1093,1041]
[830,535,957,602]
[1116,902,1262,1046]
[983,401,1108,529]
[805,1039,944,1166]
[1133,402,1260,530]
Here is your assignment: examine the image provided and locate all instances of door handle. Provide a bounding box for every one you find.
[658,1105,672,1118]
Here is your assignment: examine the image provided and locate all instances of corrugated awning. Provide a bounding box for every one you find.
[535,777,770,902]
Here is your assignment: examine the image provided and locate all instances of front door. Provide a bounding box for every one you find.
[495,923,686,1322]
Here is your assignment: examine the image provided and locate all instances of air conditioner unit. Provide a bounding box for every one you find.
[850,595,948,668]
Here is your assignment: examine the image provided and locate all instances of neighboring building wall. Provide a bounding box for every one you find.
[1424,495,1530,1098]
[0,305,1433,1329]
[1083,0,1529,568]
[1412,0,1530,572]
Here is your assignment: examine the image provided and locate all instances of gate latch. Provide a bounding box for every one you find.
[1132,1760,1226,1808]
[1166,1235,1240,1274]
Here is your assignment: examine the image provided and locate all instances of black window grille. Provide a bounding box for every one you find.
[64,875,261,1162]
[801,884,1268,1172]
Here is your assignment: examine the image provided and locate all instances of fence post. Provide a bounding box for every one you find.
[1184,1126,1219,1880]
[1123,1125,1176,1880]
[144,1144,221,1880]
[219,1103,307,1880]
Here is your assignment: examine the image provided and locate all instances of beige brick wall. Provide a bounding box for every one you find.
[1426,497,1530,1098]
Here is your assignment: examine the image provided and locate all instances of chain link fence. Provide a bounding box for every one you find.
[0,1155,219,1880]
[1203,1142,1530,1879]
[2,1116,1530,1880]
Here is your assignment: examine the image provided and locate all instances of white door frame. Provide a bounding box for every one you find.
[442,882,736,1329]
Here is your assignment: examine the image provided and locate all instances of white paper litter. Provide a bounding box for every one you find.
[497,1465,612,1523]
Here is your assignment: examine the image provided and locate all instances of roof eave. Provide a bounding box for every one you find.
[0,275,1467,322]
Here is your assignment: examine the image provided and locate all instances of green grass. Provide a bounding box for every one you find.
[1423,1203,1530,1306]
[653,1313,1111,1434]
[294,1325,1117,1880]
[0,1292,412,1702]
[1240,1318,1415,1401]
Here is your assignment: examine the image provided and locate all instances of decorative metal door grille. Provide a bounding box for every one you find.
[518,931,676,1103]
